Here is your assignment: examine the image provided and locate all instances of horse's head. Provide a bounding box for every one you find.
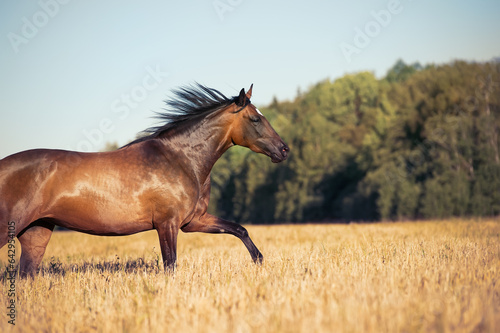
[229,85,289,163]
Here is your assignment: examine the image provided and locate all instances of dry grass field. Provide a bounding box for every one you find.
[1,219,499,332]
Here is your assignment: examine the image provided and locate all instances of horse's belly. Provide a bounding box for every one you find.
[55,217,153,236]
[45,194,154,236]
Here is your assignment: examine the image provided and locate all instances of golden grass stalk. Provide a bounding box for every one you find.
[1,219,499,332]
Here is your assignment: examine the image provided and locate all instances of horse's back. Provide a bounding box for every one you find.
[0,149,71,188]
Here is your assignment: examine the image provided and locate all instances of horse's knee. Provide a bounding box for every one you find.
[237,225,249,238]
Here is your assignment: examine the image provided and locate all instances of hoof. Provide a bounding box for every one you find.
[253,252,264,265]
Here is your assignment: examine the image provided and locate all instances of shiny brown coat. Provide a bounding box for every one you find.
[0,84,289,277]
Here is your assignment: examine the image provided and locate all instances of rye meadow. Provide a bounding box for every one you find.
[2,1,499,331]
[1,219,499,332]
[1,59,500,332]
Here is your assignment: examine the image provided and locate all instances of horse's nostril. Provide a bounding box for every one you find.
[281,144,289,157]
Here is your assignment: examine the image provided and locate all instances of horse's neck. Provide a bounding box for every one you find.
[158,115,233,182]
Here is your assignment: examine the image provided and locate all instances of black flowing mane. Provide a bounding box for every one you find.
[125,83,241,146]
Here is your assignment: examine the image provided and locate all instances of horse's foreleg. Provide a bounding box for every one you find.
[155,222,179,272]
[17,220,54,278]
[181,214,263,264]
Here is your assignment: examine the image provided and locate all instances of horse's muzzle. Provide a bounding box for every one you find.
[271,143,290,163]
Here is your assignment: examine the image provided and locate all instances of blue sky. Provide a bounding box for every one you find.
[1,0,499,157]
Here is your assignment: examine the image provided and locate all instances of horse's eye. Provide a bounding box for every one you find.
[250,117,260,123]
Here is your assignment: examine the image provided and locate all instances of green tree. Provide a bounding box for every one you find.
[210,60,500,223]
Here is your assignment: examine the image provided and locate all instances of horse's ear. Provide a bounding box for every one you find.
[246,84,253,99]
[237,88,246,106]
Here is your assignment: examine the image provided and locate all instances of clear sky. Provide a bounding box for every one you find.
[1,0,499,157]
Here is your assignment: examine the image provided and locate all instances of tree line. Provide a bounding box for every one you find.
[208,60,500,223]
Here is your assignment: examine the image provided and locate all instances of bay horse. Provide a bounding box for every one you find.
[0,84,289,277]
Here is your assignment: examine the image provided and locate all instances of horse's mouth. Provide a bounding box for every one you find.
[271,153,284,163]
